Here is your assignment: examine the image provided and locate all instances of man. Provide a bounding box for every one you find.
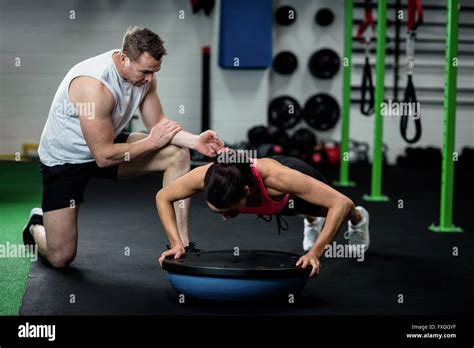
[156,154,370,277]
[22,26,224,268]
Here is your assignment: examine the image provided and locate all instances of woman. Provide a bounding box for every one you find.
[156,153,370,277]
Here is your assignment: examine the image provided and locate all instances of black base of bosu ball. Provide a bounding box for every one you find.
[162,250,311,301]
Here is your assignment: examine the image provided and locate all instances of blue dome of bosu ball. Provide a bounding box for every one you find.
[162,250,311,301]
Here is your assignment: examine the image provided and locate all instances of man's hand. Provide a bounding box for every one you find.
[296,252,321,278]
[148,121,183,150]
[158,244,186,267]
[193,130,225,157]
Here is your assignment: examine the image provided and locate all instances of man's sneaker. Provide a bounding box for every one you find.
[344,206,370,251]
[303,217,325,251]
[22,208,43,246]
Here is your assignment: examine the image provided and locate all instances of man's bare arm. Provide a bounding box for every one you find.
[140,77,200,149]
[71,76,179,167]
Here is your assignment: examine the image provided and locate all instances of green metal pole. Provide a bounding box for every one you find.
[429,0,463,233]
[334,0,355,187]
[363,0,389,202]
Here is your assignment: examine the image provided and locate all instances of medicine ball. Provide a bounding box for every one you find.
[273,51,298,75]
[303,94,340,131]
[315,8,334,26]
[308,49,340,79]
[268,128,290,148]
[247,125,271,147]
[275,5,297,26]
[291,128,317,154]
[268,96,302,130]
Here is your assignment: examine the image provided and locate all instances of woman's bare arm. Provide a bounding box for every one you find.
[156,163,211,250]
[260,159,354,258]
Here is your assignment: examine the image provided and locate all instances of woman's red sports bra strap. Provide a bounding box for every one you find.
[239,160,289,215]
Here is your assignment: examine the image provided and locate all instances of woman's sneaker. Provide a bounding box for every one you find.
[22,208,43,246]
[303,217,325,251]
[344,206,370,251]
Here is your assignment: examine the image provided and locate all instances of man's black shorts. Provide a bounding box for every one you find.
[39,132,130,212]
[270,155,329,217]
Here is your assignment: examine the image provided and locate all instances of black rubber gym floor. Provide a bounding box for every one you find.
[19,165,474,315]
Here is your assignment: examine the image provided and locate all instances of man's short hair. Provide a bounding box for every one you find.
[122,26,167,62]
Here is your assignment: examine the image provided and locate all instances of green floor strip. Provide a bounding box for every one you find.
[0,161,42,315]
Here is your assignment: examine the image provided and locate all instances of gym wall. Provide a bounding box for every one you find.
[0,0,473,163]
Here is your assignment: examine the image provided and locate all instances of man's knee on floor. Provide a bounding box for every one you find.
[47,249,76,268]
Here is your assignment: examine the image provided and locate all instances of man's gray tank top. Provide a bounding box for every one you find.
[38,49,150,166]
